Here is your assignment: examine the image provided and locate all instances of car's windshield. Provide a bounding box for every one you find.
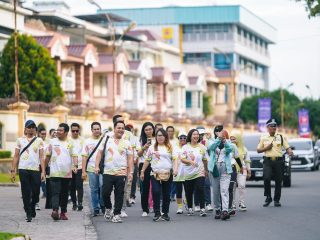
[243,135,261,151]
[288,141,313,151]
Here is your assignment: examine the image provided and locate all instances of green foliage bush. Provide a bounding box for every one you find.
[0,151,11,159]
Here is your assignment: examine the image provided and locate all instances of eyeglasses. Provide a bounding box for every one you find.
[72,130,79,133]
[179,137,187,140]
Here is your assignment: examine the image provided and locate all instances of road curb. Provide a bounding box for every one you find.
[84,188,97,240]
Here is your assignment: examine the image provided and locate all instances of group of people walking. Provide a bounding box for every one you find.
[11,115,292,223]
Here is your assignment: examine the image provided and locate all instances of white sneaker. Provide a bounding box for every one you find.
[129,198,135,204]
[142,212,148,217]
[176,208,183,214]
[194,206,200,212]
[187,208,194,216]
[35,203,41,210]
[121,210,128,218]
[239,204,247,211]
[104,209,113,221]
[200,208,207,217]
[205,204,213,211]
[112,214,122,223]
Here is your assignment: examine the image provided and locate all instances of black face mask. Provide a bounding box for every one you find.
[218,141,224,149]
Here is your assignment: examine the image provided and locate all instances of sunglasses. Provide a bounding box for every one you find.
[72,130,79,133]
[179,137,187,140]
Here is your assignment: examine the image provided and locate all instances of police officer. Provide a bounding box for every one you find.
[257,119,293,207]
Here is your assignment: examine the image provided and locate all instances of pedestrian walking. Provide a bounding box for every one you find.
[167,126,178,201]
[45,123,78,221]
[70,123,84,211]
[208,126,233,220]
[82,122,105,216]
[137,122,155,217]
[180,129,209,217]
[95,121,133,223]
[140,128,178,222]
[230,134,251,211]
[257,119,293,207]
[11,120,45,222]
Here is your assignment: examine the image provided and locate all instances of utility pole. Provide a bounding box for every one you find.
[13,0,20,102]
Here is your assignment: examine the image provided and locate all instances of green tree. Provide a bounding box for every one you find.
[203,94,213,117]
[296,0,320,17]
[0,34,63,102]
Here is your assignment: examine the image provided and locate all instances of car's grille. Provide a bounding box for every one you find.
[251,159,263,168]
[291,157,308,165]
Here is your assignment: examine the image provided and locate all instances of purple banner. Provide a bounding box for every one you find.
[258,98,271,132]
[298,109,310,137]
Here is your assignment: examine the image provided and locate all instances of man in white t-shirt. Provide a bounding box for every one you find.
[11,120,45,222]
[45,123,78,221]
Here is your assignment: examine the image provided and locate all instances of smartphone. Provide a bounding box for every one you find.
[147,138,152,145]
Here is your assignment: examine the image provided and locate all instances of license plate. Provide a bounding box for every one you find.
[255,171,263,177]
[291,160,302,165]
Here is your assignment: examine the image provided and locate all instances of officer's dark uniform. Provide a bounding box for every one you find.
[257,119,290,207]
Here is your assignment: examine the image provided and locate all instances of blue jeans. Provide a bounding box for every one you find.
[194,176,211,206]
[88,172,104,212]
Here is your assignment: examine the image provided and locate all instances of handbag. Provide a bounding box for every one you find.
[99,136,109,174]
[154,171,171,182]
[212,149,222,177]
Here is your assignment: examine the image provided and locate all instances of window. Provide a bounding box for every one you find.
[224,84,229,103]
[124,77,133,101]
[186,91,192,108]
[214,54,233,70]
[0,123,2,148]
[184,52,211,66]
[94,75,108,97]
[147,84,157,104]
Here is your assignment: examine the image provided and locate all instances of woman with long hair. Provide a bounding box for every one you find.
[180,129,209,217]
[137,122,155,217]
[208,126,233,220]
[230,134,251,211]
[140,128,178,221]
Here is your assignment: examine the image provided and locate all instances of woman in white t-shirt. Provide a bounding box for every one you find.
[140,128,178,222]
[137,122,155,217]
[180,129,209,217]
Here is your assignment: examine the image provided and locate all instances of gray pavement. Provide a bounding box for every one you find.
[93,171,320,240]
[0,185,97,240]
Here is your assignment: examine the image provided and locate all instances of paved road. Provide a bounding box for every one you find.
[93,171,320,240]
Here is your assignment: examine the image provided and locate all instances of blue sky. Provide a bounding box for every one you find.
[25,0,320,99]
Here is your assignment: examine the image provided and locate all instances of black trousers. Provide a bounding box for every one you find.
[263,158,283,201]
[50,178,71,213]
[130,165,138,199]
[176,181,183,199]
[228,165,237,209]
[70,169,84,204]
[45,177,52,209]
[151,175,172,215]
[138,163,152,213]
[19,170,41,216]
[184,177,205,209]
[102,174,126,215]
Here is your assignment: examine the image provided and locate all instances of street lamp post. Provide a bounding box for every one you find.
[13,0,20,102]
[88,0,135,115]
[305,84,313,99]
[280,82,294,129]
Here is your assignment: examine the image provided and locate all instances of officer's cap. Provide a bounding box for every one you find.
[266,118,277,126]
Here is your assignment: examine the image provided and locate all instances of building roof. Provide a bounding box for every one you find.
[33,35,54,47]
[103,5,276,43]
[127,30,162,41]
[128,60,141,70]
[75,13,130,24]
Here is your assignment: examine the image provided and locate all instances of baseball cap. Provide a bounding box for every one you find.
[196,126,206,135]
[25,120,36,128]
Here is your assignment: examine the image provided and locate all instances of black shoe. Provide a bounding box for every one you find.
[263,197,272,207]
[153,214,162,222]
[25,215,32,222]
[274,201,281,207]
[72,203,77,211]
[221,211,229,220]
[93,209,100,217]
[161,213,170,221]
[214,210,221,219]
[126,200,132,207]
[78,203,83,211]
[101,207,105,214]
